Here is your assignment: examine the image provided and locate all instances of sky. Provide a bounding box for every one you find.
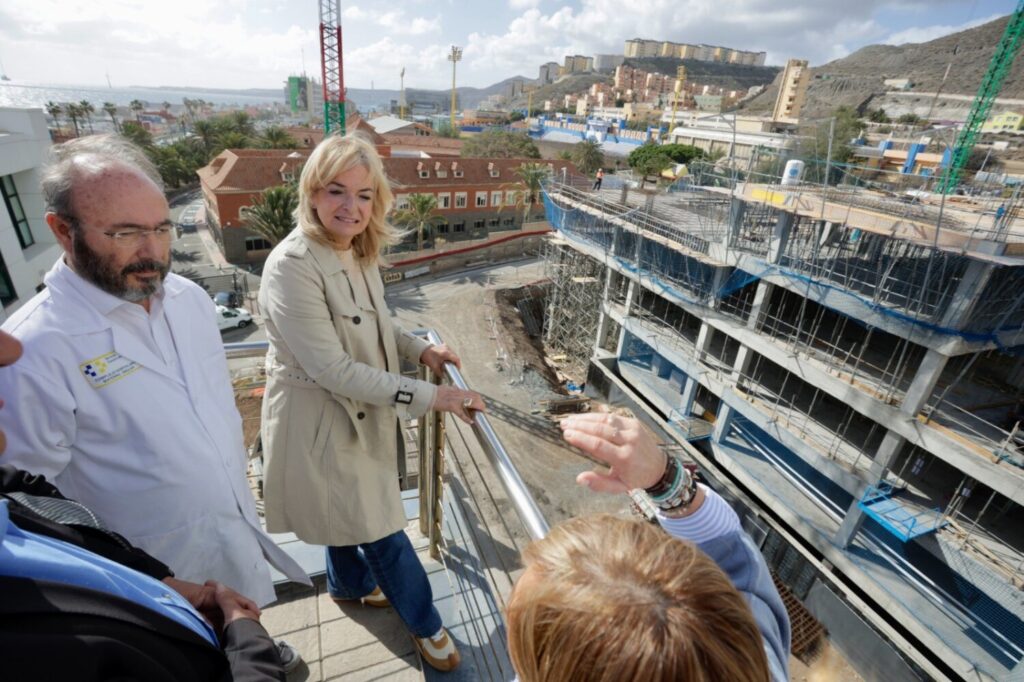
[0,0,1016,92]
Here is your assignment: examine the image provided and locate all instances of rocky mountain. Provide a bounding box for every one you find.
[740,14,1024,119]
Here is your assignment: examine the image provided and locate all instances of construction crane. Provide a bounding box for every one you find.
[668,66,686,137]
[319,0,346,135]
[938,1,1024,194]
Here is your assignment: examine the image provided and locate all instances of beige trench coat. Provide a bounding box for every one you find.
[258,230,436,546]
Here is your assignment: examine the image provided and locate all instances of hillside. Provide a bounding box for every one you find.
[740,14,1024,119]
[624,57,780,91]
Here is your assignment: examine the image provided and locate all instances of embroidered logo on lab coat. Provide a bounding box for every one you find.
[79,352,141,388]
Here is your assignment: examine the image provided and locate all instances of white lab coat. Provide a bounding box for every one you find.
[0,259,309,605]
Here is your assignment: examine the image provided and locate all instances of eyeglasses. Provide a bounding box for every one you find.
[62,215,174,249]
[101,227,175,248]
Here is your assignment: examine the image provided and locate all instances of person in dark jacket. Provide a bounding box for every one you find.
[0,329,285,682]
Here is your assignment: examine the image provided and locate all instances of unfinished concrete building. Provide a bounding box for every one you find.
[540,173,1024,680]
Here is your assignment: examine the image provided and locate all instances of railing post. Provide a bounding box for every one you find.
[429,374,446,560]
[417,366,432,536]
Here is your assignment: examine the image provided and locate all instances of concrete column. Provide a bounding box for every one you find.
[938,259,996,331]
[693,321,714,364]
[680,377,699,416]
[901,348,949,417]
[727,197,747,245]
[834,348,949,547]
[746,281,774,331]
[767,212,794,264]
[623,278,639,317]
[593,269,617,354]
[712,403,736,442]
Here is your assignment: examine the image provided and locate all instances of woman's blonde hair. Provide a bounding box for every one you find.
[507,514,770,682]
[295,131,400,262]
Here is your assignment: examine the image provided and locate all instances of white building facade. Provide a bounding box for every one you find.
[0,108,62,322]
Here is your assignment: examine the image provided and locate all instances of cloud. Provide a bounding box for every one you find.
[341,7,441,36]
[883,13,1002,46]
[509,0,542,8]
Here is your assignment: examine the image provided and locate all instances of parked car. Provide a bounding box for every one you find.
[216,305,252,331]
[213,291,241,308]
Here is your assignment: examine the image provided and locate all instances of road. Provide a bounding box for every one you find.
[168,189,265,344]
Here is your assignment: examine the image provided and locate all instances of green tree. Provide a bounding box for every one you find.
[102,102,119,132]
[192,119,218,158]
[571,139,604,175]
[868,108,890,123]
[130,99,145,122]
[239,184,299,246]
[226,111,255,137]
[215,131,252,152]
[65,103,83,137]
[796,106,865,181]
[461,129,540,159]
[897,112,922,125]
[45,101,63,136]
[435,121,460,138]
[508,111,526,122]
[120,121,154,148]
[628,142,701,187]
[393,193,445,251]
[259,125,299,149]
[505,162,551,221]
[79,100,95,133]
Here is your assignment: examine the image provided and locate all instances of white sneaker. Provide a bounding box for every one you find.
[413,627,461,672]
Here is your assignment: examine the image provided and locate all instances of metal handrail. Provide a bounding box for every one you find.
[226,335,551,542]
[416,329,551,541]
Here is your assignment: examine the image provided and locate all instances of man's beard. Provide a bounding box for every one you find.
[71,233,169,302]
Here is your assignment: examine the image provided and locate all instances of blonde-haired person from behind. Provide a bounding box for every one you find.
[259,132,484,672]
[506,413,790,682]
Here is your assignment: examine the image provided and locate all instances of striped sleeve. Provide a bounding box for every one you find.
[655,485,741,544]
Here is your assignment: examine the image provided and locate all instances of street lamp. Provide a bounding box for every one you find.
[447,46,462,133]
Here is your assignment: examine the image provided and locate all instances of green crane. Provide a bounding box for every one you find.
[938,1,1024,194]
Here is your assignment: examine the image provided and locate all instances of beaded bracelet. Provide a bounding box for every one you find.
[644,455,697,512]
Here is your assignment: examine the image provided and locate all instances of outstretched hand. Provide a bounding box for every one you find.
[433,385,486,424]
[560,413,668,493]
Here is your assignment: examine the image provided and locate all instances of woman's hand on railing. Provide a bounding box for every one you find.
[433,385,486,424]
[420,343,462,375]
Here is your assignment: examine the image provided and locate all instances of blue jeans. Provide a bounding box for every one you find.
[326,530,442,638]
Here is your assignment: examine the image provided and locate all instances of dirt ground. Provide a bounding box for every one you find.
[388,262,630,525]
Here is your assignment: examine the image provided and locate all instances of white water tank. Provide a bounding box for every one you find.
[781,159,805,185]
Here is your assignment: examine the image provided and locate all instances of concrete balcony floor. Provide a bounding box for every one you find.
[261,484,516,682]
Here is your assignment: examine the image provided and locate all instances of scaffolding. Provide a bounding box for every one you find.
[541,238,606,382]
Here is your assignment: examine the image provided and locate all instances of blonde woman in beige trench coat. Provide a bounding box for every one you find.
[258,133,482,672]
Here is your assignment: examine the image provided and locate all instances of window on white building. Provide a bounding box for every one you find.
[1,175,35,249]
[475,192,488,208]
[455,192,468,208]
[491,191,502,206]
[438,193,451,209]
[395,194,411,210]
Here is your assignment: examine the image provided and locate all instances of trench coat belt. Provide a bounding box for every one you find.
[266,364,320,389]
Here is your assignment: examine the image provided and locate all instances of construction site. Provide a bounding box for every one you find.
[522,36,1021,682]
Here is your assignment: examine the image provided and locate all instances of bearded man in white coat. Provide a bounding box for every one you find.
[0,135,309,665]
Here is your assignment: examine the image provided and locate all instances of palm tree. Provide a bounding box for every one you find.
[508,162,551,222]
[65,103,82,137]
[192,119,217,159]
[393,193,445,251]
[240,184,298,246]
[216,131,251,151]
[78,100,95,133]
[259,125,299,149]
[102,102,119,132]
[227,111,255,137]
[572,139,603,176]
[130,99,145,122]
[45,101,63,136]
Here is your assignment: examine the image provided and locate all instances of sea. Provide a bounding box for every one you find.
[0,79,396,113]
[0,80,284,110]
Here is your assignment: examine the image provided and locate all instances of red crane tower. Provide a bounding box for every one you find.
[319,0,345,135]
